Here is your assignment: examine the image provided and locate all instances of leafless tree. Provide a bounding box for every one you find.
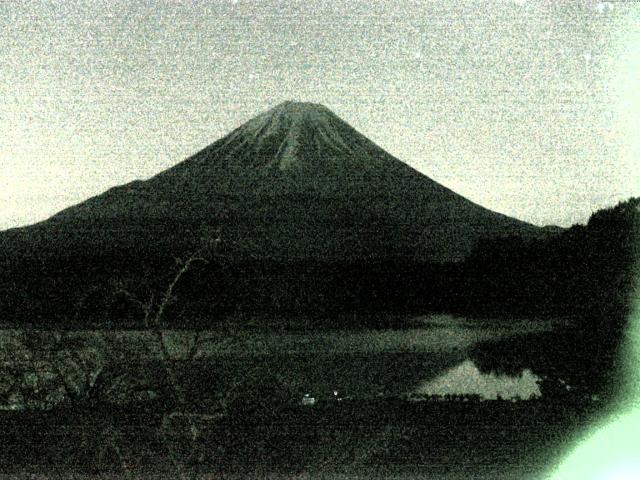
[8,234,230,478]
[113,235,222,479]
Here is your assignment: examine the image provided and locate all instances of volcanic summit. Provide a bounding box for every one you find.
[3,101,538,262]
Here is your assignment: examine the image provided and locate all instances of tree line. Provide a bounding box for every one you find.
[0,198,637,330]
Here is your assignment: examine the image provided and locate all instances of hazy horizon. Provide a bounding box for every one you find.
[2,0,639,230]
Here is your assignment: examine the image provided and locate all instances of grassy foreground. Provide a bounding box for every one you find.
[0,397,605,479]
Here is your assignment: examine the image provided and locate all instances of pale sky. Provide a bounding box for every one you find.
[1,0,639,230]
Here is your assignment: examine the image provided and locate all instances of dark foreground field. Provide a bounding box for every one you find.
[0,398,606,479]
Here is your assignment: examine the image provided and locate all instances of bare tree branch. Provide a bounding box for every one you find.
[152,253,208,330]
[103,234,222,477]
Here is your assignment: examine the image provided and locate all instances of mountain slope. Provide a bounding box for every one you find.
[9,101,537,263]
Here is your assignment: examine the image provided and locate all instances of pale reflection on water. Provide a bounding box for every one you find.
[415,359,542,400]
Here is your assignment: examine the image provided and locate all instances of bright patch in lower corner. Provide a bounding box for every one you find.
[548,408,640,479]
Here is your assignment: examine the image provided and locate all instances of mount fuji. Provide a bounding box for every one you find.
[5,101,537,263]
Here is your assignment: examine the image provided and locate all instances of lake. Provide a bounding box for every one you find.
[0,314,561,409]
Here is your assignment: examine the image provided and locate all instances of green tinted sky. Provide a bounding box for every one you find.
[1,0,638,229]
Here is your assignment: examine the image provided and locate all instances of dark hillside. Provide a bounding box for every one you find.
[464,198,639,397]
[458,197,639,321]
